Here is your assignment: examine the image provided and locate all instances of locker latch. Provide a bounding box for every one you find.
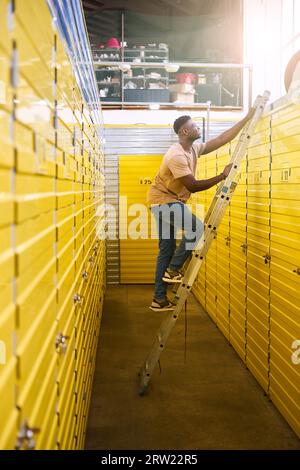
[280,168,291,182]
[55,333,70,354]
[225,236,231,246]
[240,243,247,254]
[15,421,40,450]
[82,270,89,280]
[293,268,300,275]
[73,293,83,304]
[263,254,271,264]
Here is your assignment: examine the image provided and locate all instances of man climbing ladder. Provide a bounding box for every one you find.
[141,91,270,395]
[148,108,257,312]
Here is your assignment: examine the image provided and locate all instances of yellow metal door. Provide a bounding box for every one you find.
[204,152,218,322]
[246,117,271,392]
[229,156,247,361]
[216,144,231,340]
[192,155,206,306]
[119,154,162,284]
[269,103,300,438]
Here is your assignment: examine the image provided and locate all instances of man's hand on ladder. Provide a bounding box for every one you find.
[222,163,233,179]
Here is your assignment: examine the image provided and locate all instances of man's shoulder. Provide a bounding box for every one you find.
[165,143,185,159]
[192,141,206,156]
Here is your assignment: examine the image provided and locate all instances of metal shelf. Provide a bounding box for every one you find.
[124,76,168,80]
[97,82,120,86]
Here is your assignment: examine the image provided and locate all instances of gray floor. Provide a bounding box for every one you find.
[85,285,300,450]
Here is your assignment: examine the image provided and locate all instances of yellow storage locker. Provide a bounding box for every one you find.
[15,207,57,449]
[119,154,162,284]
[14,17,54,111]
[0,110,14,168]
[191,154,206,306]
[216,144,231,340]
[229,155,247,361]
[246,116,271,392]
[0,303,18,450]
[0,219,18,449]
[0,167,14,227]
[204,152,218,322]
[0,45,14,114]
[269,102,300,438]
[56,302,76,450]
[15,0,54,75]
[0,1,12,55]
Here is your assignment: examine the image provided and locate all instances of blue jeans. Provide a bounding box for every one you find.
[151,202,204,300]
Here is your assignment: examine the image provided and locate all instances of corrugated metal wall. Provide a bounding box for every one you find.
[104,121,236,283]
[104,154,119,284]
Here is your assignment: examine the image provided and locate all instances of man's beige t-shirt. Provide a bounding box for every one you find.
[147,141,206,205]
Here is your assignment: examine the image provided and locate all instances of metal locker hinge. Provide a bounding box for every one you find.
[263,254,271,264]
[11,43,19,88]
[15,421,40,450]
[55,333,69,354]
[293,268,300,275]
[7,0,15,32]
[53,102,58,129]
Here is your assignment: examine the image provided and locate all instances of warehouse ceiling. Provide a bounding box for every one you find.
[83,0,242,46]
[82,0,235,16]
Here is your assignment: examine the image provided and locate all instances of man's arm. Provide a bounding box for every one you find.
[178,163,232,193]
[202,108,255,155]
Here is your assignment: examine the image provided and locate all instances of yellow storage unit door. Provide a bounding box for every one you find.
[119,155,162,283]
[269,101,300,438]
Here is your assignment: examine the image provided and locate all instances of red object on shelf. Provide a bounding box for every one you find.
[176,73,196,84]
[106,37,121,49]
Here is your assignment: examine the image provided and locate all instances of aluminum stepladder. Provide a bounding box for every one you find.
[138,90,270,396]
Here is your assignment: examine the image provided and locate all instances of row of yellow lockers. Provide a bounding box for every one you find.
[0,0,106,449]
[193,104,300,439]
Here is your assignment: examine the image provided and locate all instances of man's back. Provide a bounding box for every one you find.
[147,141,205,205]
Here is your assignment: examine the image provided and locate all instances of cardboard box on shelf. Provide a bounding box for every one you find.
[171,92,195,104]
[169,83,195,93]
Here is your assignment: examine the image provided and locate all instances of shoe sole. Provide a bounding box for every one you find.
[149,305,174,311]
[162,276,182,284]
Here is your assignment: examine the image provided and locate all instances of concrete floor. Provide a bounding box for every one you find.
[85,285,300,450]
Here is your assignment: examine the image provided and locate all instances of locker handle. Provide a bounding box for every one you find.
[293,268,300,275]
[240,243,247,253]
[15,421,40,450]
[55,333,70,354]
[82,270,89,280]
[73,293,83,304]
[225,236,231,246]
[263,254,271,264]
